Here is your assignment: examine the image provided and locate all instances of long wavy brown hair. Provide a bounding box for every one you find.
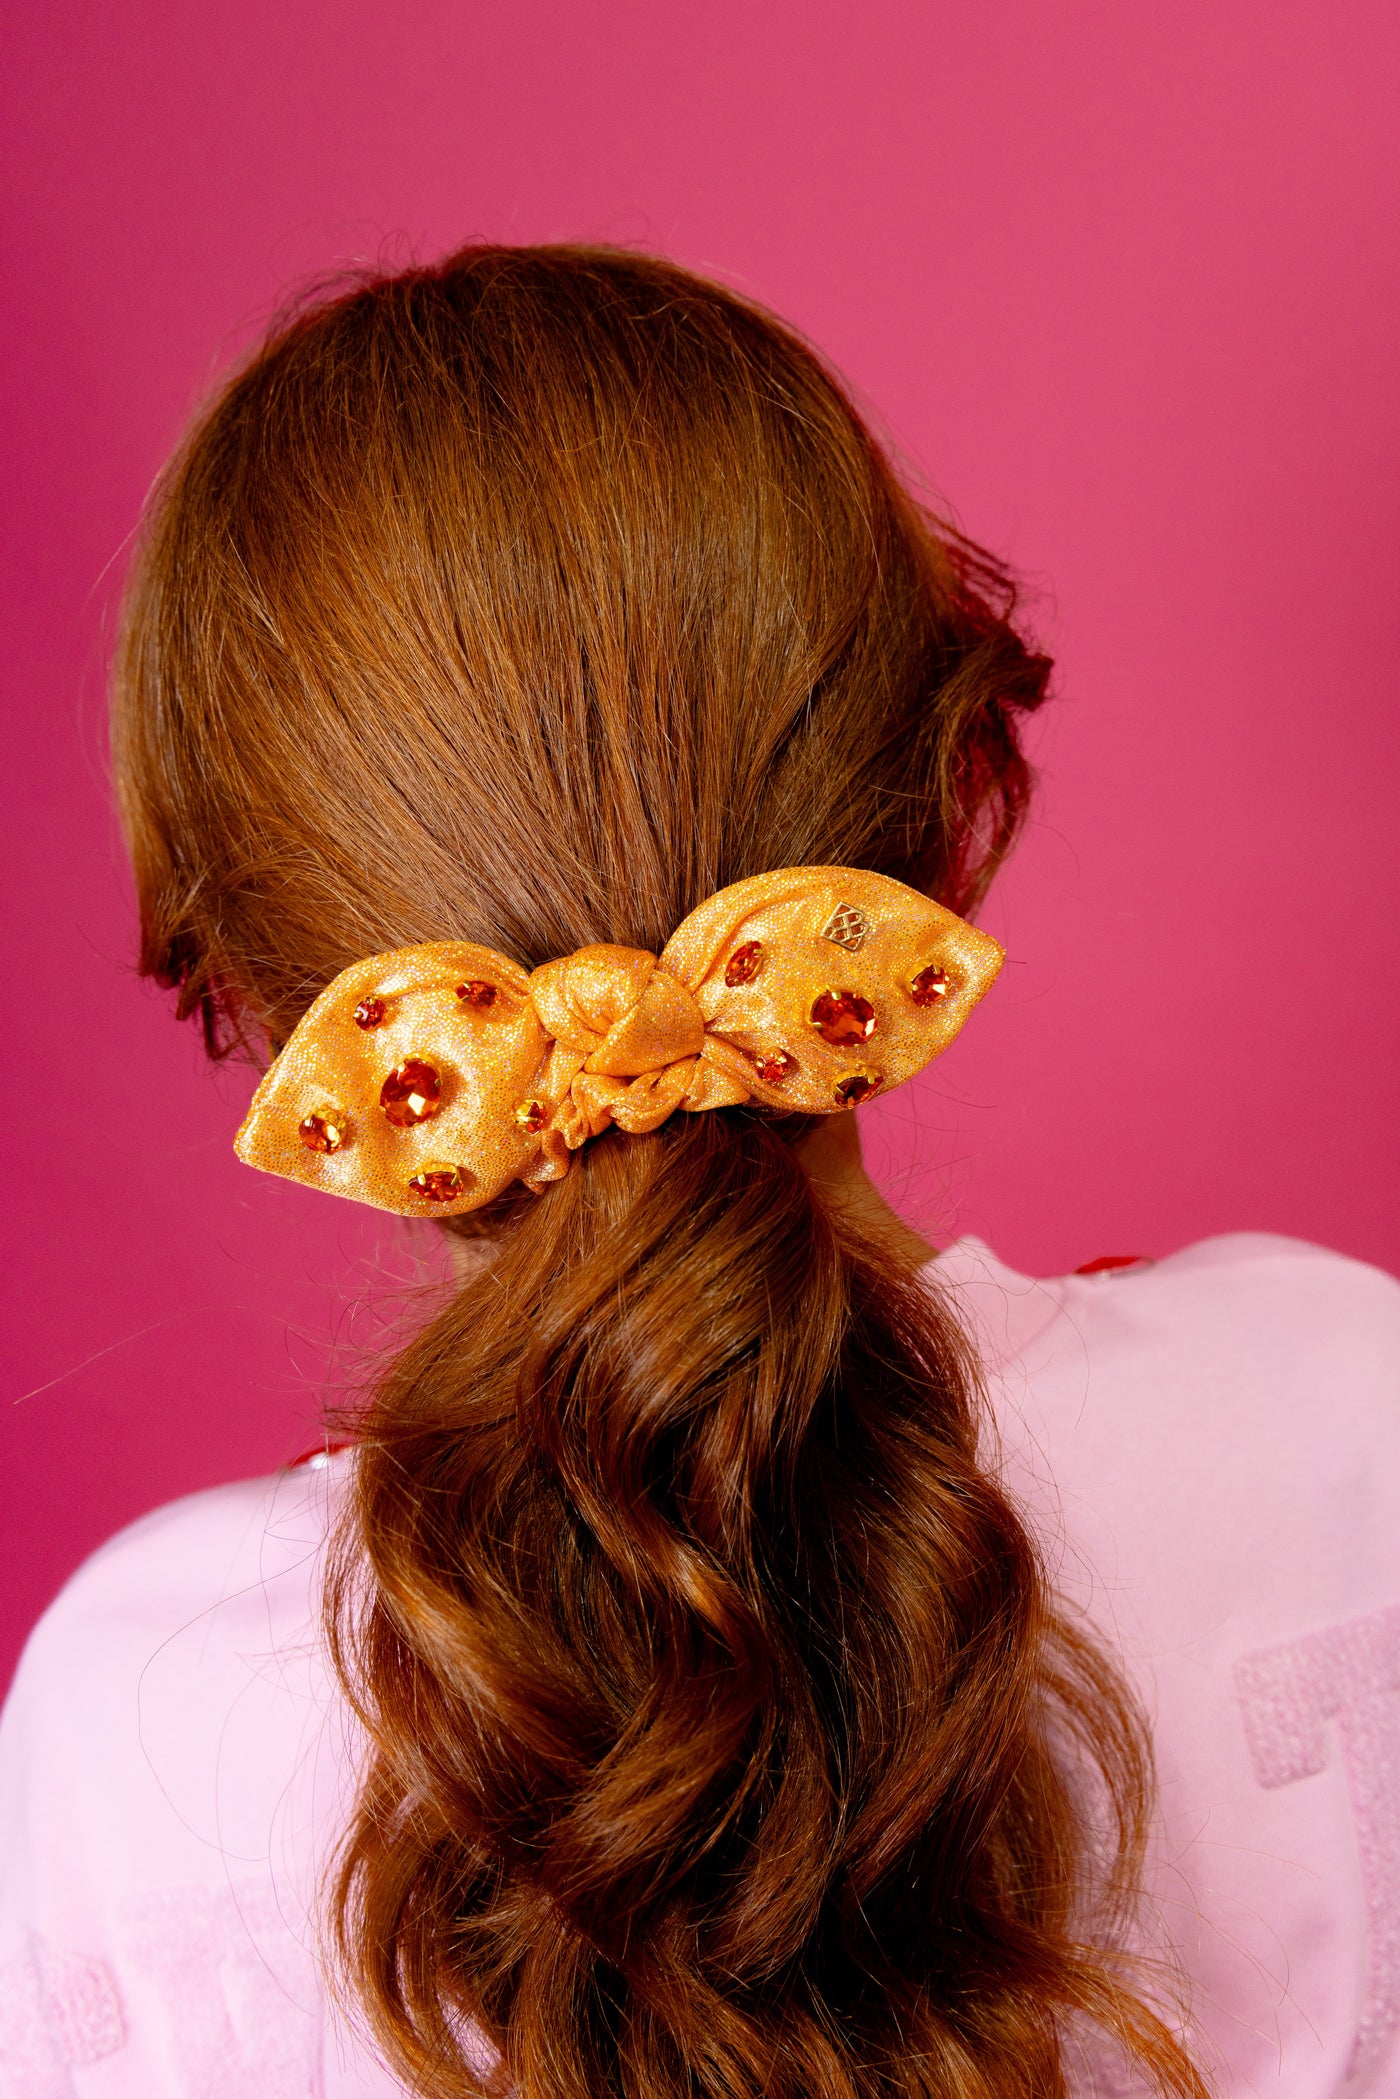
[113,245,1207,2099]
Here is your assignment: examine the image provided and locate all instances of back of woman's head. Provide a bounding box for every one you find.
[114,245,1206,2099]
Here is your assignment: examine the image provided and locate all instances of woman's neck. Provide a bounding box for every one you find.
[793,1112,940,1270]
[446,1113,939,1283]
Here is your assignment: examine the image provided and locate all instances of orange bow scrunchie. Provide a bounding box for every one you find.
[234,865,1004,1218]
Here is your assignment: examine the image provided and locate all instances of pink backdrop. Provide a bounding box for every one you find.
[3,0,1398,1692]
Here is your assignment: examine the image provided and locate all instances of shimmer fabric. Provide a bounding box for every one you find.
[2,1231,1398,2096]
[235,867,1002,1216]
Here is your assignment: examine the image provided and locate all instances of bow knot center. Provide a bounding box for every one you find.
[528,944,706,1077]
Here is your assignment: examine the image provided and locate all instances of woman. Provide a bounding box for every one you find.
[1,245,1396,2099]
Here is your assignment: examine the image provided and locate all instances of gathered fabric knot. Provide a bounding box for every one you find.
[527,944,755,1155]
[235,866,1004,1218]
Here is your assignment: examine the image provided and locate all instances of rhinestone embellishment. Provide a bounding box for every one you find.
[834,1073,879,1107]
[820,903,873,952]
[909,964,950,1006]
[380,1059,444,1127]
[353,997,387,1030]
[514,1099,548,1134]
[299,1111,347,1154]
[724,940,764,987]
[407,1166,470,1203]
[753,1050,796,1085]
[810,989,877,1046]
[456,980,497,1009]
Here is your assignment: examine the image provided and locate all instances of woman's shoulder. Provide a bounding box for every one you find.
[0,1452,354,1912]
[939,1222,1400,1748]
[939,1225,1399,1404]
[1065,1224,1400,1325]
[958,1226,1400,1555]
[9,1451,347,1696]
[0,1451,380,2096]
[953,1231,1400,2092]
[1055,1228,1400,1464]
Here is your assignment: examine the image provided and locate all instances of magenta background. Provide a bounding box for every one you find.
[3,1,1398,1693]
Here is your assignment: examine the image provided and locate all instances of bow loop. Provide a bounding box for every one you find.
[234,867,1004,1217]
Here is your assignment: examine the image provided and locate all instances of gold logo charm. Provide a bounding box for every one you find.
[819,902,873,952]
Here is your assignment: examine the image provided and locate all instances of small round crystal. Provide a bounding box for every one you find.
[833,1073,879,1107]
[810,990,877,1046]
[299,1111,347,1153]
[909,965,950,1006]
[380,1059,444,1127]
[408,1166,470,1203]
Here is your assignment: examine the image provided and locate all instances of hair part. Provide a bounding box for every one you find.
[114,243,1206,2098]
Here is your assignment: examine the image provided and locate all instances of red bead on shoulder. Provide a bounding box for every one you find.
[287,1437,358,1470]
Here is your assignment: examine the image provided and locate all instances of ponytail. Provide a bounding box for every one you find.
[326,1113,1202,2098]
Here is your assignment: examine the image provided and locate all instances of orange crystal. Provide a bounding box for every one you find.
[810,989,876,1046]
[514,1098,547,1133]
[753,1050,795,1085]
[407,1166,470,1203]
[834,1073,879,1107]
[724,940,764,987]
[299,1111,347,1154]
[456,980,497,1009]
[380,1059,444,1127]
[353,997,387,1030]
[909,965,950,1006]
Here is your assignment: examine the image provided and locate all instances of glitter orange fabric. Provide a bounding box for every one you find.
[234,866,1004,1217]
